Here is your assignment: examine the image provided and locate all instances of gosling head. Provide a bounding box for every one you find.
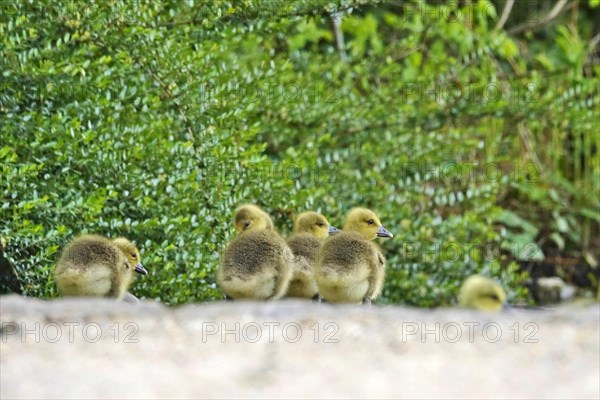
[458,275,506,312]
[293,211,339,240]
[343,207,393,241]
[234,204,274,233]
[112,238,148,275]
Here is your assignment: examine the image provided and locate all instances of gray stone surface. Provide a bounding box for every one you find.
[1,294,599,399]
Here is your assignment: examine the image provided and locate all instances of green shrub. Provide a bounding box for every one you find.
[2,1,597,305]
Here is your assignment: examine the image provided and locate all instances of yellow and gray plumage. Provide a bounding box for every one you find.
[54,234,147,300]
[458,275,506,312]
[286,211,338,299]
[217,204,294,300]
[316,207,393,304]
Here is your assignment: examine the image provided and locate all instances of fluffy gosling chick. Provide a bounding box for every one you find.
[286,211,339,299]
[458,275,506,312]
[233,204,274,233]
[54,235,148,300]
[217,204,294,300]
[316,207,393,304]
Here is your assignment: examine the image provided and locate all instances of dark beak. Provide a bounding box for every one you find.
[328,226,340,235]
[376,226,393,238]
[134,263,148,275]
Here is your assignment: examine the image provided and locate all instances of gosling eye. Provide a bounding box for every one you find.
[317,222,324,227]
[367,219,374,225]
[131,253,137,258]
[486,293,500,301]
[243,221,251,229]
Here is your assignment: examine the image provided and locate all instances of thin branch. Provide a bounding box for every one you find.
[589,33,600,50]
[585,33,600,73]
[391,45,424,62]
[508,0,572,35]
[330,11,348,62]
[143,66,197,149]
[517,122,542,171]
[416,24,433,74]
[494,0,515,32]
[570,0,579,29]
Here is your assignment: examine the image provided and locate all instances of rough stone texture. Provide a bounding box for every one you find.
[1,294,599,399]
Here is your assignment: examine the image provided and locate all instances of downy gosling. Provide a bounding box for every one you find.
[458,275,506,312]
[217,204,294,300]
[54,235,148,300]
[286,211,339,299]
[316,207,393,304]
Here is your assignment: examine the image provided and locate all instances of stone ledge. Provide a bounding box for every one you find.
[1,294,599,399]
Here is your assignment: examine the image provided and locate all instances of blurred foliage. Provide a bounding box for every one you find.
[1,0,598,306]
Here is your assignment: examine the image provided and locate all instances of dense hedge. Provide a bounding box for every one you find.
[2,1,598,305]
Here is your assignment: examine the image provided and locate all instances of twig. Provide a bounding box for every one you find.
[330,11,348,62]
[508,0,572,35]
[584,30,599,71]
[589,33,600,50]
[517,122,542,170]
[145,67,197,148]
[494,0,515,32]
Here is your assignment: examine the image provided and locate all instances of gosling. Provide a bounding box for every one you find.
[54,235,148,300]
[316,207,393,304]
[286,211,339,299]
[217,204,294,300]
[458,275,506,312]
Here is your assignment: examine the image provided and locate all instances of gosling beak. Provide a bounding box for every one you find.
[376,226,393,238]
[328,226,340,235]
[134,263,148,275]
